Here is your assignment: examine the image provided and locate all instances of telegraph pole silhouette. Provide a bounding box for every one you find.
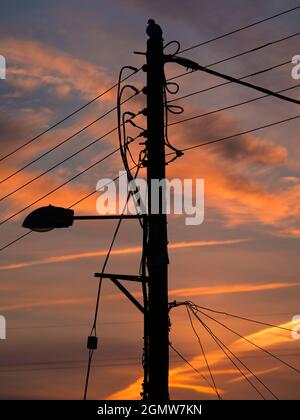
[144,19,169,400]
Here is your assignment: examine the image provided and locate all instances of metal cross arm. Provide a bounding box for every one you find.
[95,273,145,314]
[95,273,148,282]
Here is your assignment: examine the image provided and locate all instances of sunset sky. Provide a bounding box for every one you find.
[0,0,300,400]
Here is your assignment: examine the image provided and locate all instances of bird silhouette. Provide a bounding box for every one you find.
[146,19,163,39]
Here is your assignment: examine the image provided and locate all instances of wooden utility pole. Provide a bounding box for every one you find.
[144,19,169,400]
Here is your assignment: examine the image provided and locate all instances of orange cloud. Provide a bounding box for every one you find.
[107,319,299,399]
[167,141,300,230]
[0,38,114,99]
[0,163,98,223]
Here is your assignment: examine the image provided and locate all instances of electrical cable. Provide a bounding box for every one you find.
[83,163,143,400]
[179,114,300,152]
[0,231,32,252]
[0,147,120,227]
[186,306,222,399]
[195,307,300,374]
[192,307,280,399]
[167,55,300,106]
[197,315,272,400]
[179,5,300,54]
[84,66,146,397]
[0,126,119,202]
[0,67,140,163]
[167,84,300,127]
[167,63,294,104]
[190,304,297,333]
[2,111,300,249]
[167,57,290,85]
[0,139,141,231]
[205,31,300,68]
[168,342,216,392]
[0,88,140,185]
[0,111,142,203]
[171,301,276,399]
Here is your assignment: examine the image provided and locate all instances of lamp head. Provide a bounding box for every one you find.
[22,205,74,232]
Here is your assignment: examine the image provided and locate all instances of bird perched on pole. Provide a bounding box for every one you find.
[146,19,163,40]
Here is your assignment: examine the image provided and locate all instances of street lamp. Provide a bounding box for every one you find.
[22,205,142,232]
[22,203,146,394]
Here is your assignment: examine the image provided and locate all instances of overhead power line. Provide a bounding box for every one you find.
[0,68,140,163]
[0,231,32,253]
[167,56,290,85]
[180,114,300,152]
[2,80,297,205]
[1,347,299,370]
[206,31,300,68]
[0,90,140,185]
[191,305,297,333]
[170,301,281,399]
[170,300,300,399]
[0,147,120,227]
[169,84,300,127]
[197,315,276,400]
[167,31,300,88]
[196,307,300,374]
[1,350,299,374]
[4,9,294,170]
[1,112,300,250]
[0,166,137,252]
[168,64,296,104]
[179,5,300,54]
[0,127,119,202]
[185,306,222,399]
[1,15,297,191]
[167,56,300,106]
[0,109,143,204]
[168,342,216,393]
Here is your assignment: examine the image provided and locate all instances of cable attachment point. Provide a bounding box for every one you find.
[126,66,139,73]
[127,120,144,131]
[166,149,184,165]
[124,111,136,121]
[126,85,140,95]
[87,335,98,350]
[140,130,148,138]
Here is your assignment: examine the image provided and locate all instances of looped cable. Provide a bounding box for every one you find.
[165,81,179,95]
[166,104,184,114]
[163,40,181,56]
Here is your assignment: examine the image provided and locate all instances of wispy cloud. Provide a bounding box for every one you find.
[1,280,298,313]
[0,239,247,270]
[169,282,300,297]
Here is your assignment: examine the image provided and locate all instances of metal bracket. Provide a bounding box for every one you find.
[94,273,145,314]
[95,273,148,283]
